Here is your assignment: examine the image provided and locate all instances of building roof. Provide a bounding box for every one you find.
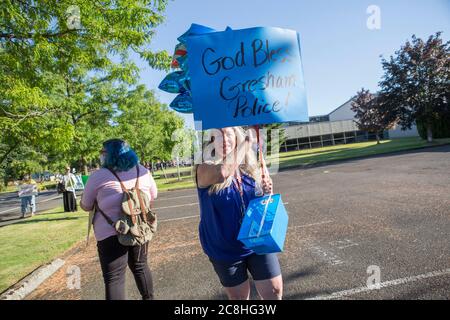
[307,97,355,119]
[326,96,356,117]
[308,92,380,119]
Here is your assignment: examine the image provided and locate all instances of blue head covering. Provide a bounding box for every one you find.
[102,139,139,172]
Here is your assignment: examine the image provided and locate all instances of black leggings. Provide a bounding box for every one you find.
[63,191,77,212]
[97,236,154,300]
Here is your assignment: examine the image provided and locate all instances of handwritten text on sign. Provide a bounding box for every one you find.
[187,27,308,130]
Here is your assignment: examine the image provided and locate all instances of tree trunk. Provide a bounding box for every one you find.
[0,143,18,166]
[161,163,168,182]
[426,122,433,143]
[80,156,88,175]
[176,156,181,181]
[376,132,380,144]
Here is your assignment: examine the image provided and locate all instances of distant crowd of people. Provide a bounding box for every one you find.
[141,159,192,173]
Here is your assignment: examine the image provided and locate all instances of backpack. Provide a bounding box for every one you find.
[90,165,157,246]
[57,181,66,194]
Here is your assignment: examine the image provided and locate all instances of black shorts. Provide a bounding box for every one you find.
[209,253,281,288]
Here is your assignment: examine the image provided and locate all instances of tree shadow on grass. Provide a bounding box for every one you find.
[0,210,86,226]
[278,147,353,160]
[10,216,81,225]
[279,140,450,172]
[280,148,356,166]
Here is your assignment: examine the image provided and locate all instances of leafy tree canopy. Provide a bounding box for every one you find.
[0,1,183,185]
[379,32,449,142]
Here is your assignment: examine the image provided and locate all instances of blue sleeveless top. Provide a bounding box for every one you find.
[197,172,259,263]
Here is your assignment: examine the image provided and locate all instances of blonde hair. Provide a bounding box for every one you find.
[194,126,262,194]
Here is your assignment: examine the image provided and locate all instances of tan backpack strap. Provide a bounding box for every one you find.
[108,168,128,192]
[108,168,136,224]
[134,165,154,209]
[135,165,140,189]
[135,165,148,223]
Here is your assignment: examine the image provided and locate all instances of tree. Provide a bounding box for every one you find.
[0,144,45,189]
[0,0,172,183]
[114,85,184,164]
[379,32,450,142]
[416,113,450,140]
[171,127,196,162]
[262,123,286,156]
[351,89,394,144]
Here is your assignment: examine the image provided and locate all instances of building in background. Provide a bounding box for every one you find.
[280,97,419,152]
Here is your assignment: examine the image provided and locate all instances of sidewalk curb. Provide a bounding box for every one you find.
[0,258,65,300]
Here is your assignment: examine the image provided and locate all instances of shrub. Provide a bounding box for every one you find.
[417,113,450,140]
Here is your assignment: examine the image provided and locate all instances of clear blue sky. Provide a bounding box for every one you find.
[133,0,450,128]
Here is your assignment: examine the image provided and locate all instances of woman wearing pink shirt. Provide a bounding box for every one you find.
[81,139,157,300]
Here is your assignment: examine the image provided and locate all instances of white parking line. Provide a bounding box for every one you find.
[159,215,200,222]
[158,196,286,203]
[0,207,19,214]
[308,244,344,266]
[158,216,335,230]
[329,239,359,250]
[156,194,197,201]
[39,195,62,203]
[289,220,334,229]
[153,202,199,210]
[306,268,450,300]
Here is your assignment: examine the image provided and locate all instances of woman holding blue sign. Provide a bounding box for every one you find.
[195,126,283,300]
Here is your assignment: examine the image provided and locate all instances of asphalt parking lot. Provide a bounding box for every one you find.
[0,191,84,227]
[27,145,450,300]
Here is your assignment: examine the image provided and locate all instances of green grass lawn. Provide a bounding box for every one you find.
[274,137,450,168]
[0,180,57,194]
[155,176,195,191]
[152,166,192,178]
[0,206,88,293]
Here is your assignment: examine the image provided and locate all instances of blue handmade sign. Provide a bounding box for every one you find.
[186,26,309,130]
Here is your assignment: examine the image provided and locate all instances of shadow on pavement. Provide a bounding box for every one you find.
[284,265,320,282]
[282,265,330,300]
[207,265,322,300]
